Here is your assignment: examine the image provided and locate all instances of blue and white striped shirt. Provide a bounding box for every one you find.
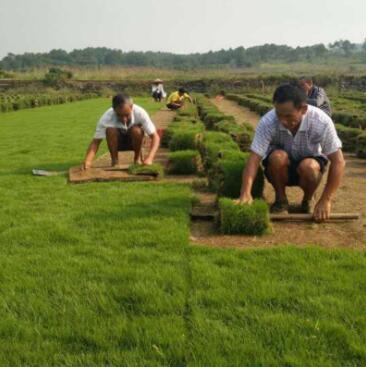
[251,105,342,161]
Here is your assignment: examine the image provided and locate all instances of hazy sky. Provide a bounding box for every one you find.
[0,0,365,58]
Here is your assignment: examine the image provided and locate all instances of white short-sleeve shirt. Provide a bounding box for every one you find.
[94,104,156,139]
[250,105,342,161]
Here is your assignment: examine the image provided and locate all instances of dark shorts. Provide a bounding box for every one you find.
[166,103,182,110]
[262,153,328,186]
[117,129,134,151]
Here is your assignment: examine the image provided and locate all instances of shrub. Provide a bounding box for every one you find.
[167,150,201,174]
[209,153,264,198]
[219,198,270,235]
[128,163,164,178]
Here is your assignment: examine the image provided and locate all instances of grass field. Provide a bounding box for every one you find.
[0,99,365,366]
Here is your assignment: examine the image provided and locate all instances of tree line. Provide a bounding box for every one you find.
[1,40,365,70]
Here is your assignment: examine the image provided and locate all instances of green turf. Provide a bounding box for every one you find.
[0,98,365,366]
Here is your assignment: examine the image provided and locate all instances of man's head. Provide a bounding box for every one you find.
[273,84,308,130]
[178,87,186,96]
[112,94,133,123]
[298,77,314,95]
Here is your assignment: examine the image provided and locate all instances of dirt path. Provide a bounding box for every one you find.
[211,97,259,128]
[191,99,366,249]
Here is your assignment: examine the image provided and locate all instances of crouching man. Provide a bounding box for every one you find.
[237,84,345,221]
[83,94,160,169]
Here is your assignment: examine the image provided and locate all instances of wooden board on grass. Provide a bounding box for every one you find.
[68,166,158,184]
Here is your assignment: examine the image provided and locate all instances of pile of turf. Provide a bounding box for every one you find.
[167,150,202,174]
[209,152,264,198]
[128,163,164,178]
[336,124,363,152]
[356,132,366,158]
[219,198,270,235]
[197,131,240,171]
[162,121,204,148]
[215,120,254,151]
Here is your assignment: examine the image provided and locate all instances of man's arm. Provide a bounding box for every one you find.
[314,149,345,221]
[83,138,102,169]
[236,152,262,204]
[143,132,160,165]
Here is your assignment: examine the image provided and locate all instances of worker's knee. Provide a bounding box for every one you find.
[129,125,144,139]
[297,158,321,180]
[268,150,289,168]
[106,127,119,137]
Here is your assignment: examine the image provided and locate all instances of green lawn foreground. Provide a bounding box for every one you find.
[0,98,365,366]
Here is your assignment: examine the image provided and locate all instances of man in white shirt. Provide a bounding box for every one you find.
[237,84,345,221]
[83,94,160,169]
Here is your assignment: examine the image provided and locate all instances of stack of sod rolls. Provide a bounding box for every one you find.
[165,103,204,175]
[195,95,269,235]
[356,132,366,158]
[226,94,272,116]
[219,198,270,235]
[196,95,254,152]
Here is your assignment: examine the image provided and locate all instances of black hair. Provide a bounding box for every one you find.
[272,84,307,108]
[299,76,313,82]
[178,87,186,94]
[112,94,130,109]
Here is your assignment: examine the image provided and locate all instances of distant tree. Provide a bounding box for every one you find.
[329,40,357,56]
[43,67,73,85]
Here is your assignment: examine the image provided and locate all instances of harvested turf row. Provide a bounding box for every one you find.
[163,104,204,175]
[192,95,269,235]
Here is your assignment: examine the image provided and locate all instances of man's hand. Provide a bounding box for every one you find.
[234,193,254,205]
[82,161,92,170]
[313,198,331,222]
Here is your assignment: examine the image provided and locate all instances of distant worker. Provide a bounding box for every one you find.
[298,77,332,116]
[151,79,166,102]
[82,94,160,169]
[166,87,193,110]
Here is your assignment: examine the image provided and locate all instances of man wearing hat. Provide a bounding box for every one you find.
[166,87,193,110]
[151,79,166,102]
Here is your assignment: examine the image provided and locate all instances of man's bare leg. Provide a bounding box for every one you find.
[266,150,290,203]
[297,158,323,212]
[106,127,120,166]
[129,126,144,164]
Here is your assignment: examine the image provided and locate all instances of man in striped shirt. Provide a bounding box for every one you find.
[237,84,345,221]
[298,77,332,117]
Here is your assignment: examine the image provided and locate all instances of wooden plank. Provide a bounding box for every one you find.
[270,213,360,222]
[68,166,157,184]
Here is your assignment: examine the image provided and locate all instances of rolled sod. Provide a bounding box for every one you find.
[162,121,204,147]
[167,150,201,175]
[209,154,264,198]
[219,198,270,235]
[336,124,362,152]
[356,132,366,158]
[128,163,164,178]
[169,131,199,151]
